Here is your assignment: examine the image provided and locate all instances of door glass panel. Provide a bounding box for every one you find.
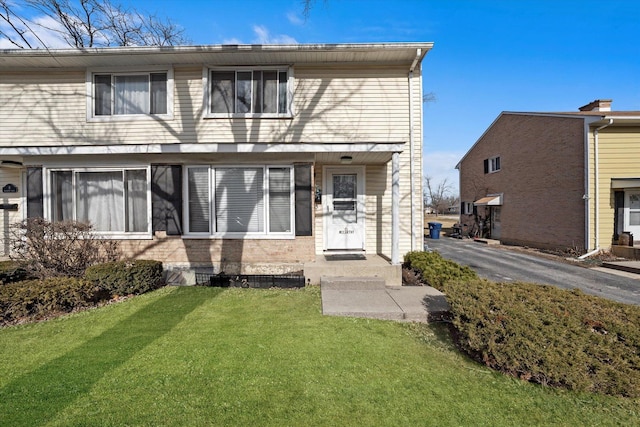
[333,174,356,199]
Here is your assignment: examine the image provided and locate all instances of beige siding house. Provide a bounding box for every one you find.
[457,100,640,256]
[0,43,432,283]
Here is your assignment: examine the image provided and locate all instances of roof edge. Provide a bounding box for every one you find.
[0,42,435,57]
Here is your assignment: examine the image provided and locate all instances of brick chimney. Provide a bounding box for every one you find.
[579,99,612,112]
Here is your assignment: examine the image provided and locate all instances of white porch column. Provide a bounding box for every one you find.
[392,152,400,265]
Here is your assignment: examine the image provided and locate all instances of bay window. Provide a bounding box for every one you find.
[186,165,293,237]
[49,168,150,235]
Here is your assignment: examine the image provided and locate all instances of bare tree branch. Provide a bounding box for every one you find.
[423,92,437,103]
[424,176,453,216]
[1,0,188,48]
[0,0,34,48]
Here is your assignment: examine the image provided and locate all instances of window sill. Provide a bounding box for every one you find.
[182,233,295,240]
[203,113,293,120]
[87,113,174,123]
[89,232,153,240]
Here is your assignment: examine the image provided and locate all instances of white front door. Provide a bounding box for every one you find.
[324,167,365,251]
[624,190,640,240]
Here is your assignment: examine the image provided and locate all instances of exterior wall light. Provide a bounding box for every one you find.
[340,156,353,164]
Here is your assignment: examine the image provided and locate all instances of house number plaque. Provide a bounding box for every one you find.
[2,183,17,193]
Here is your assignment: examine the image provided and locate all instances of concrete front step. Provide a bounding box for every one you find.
[320,276,386,290]
[304,255,401,286]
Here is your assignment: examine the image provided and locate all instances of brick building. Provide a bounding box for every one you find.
[457,100,640,255]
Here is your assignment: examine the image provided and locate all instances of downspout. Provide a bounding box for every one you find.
[579,118,613,259]
[408,48,421,251]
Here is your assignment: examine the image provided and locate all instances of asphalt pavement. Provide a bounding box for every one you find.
[425,237,640,305]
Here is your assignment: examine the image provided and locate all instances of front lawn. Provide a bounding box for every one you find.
[0,286,637,426]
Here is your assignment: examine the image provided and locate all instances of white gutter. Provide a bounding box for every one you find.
[580,118,613,258]
[408,48,421,251]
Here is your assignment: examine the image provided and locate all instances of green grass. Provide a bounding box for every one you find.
[0,286,637,426]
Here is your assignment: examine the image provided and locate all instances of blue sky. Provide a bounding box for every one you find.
[4,0,640,193]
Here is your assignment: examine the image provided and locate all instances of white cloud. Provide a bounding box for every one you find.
[251,25,297,44]
[29,15,70,48]
[286,11,304,26]
[219,25,297,46]
[222,37,243,45]
[0,14,69,49]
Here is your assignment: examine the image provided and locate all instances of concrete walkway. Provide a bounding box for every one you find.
[601,260,640,275]
[320,276,450,322]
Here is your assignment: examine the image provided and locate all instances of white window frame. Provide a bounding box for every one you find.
[202,66,294,119]
[86,66,174,122]
[461,202,473,215]
[183,164,295,239]
[43,165,152,239]
[488,155,501,173]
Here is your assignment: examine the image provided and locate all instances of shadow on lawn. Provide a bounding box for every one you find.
[0,287,223,426]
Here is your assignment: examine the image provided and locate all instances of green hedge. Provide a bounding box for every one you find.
[0,261,28,285]
[0,277,106,325]
[403,250,478,290]
[445,279,640,397]
[84,260,164,297]
[405,250,640,398]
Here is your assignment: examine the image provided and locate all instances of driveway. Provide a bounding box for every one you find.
[425,238,640,305]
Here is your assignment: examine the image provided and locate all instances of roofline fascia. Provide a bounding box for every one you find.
[1,42,435,57]
[599,114,640,121]
[455,111,606,169]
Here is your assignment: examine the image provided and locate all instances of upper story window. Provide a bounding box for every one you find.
[484,156,501,174]
[461,202,473,215]
[204,67,292,118]
[87,68,173,121]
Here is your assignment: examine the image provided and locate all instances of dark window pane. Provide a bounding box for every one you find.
[236,71,252,113]
[333,201,356,211]
[278,71,287,114]
[269,168,291,233]
[211,71,235,114]
[333,174,356,199]
[253,71,263,114]
[188,167,210,233]
[51,171,73,222]
[150,73,167,114]
[263,71,277,113]
[125,169,148,232]
[94,74,111,116]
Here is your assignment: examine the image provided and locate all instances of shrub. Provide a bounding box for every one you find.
[442,278,640,398]
[9,218,121,278]
[405,250,640,397]
[0,277,108,325]
[403,250,478,290]
[84,260,164,297]
[0,261,28,285]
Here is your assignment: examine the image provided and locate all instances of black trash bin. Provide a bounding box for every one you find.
[428,222,442,239]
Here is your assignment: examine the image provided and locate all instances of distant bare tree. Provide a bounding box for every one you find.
[424,176,454,216]
[0,0,189,48]
[423,92,436,103]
